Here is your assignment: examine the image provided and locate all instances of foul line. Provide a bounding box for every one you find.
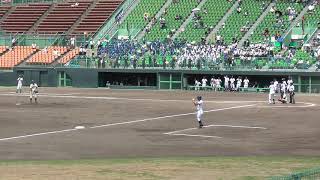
[0,104,255,142]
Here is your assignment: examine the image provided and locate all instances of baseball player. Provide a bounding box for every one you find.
[216,77,222,91]
[29,80,38,104]
[192,96,204,128]
[288,82,295,104]
[243,77,249,91]
[210,77,215,89]
[201,77,207,90]
[16,75,23,93]
[230,76,236,91]
[236,76,242,91]
[280,78,287,99]
[224,75,229,91]
[269,81,276,104]
[195,79,201,91]
[273,79,279,93]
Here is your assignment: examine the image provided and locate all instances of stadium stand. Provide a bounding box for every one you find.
[0,6,11,19]
[58,47,80,64]
[250,2,305,43]
[72,0,123,35]
[216,0,268,44]
[0,46,8,55]
[1,3,51,33]
[27,46,68,64]
[0,46,36,68]
[178,0,234,42]
[121,0,166,31]
[36,1,92,33]
[144,0,199,41]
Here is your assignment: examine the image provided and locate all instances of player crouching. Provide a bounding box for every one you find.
[29,80,39,104]
[278,93,288,104]
[192,96,204,128]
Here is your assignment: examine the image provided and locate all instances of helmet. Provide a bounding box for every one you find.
[197,96,202,101]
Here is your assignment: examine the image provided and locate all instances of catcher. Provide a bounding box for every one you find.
[29,80,39,104]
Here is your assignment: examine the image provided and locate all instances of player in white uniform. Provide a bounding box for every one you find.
[16,75,23,93]
[243,77,249,91]
[29,80,39,104]
[269,81,276,104]
[224,75,229,91]
[210,77,215,90]
[201,77,207,90]
[230,76,236,91]
[273,79,279,93]
[236,76,242,91]
[216,77,222,91]
[287,77,293,91]
[280,78,287,100]
[288,82,295,104]
[192,96,204,128]
[195,79,201,91]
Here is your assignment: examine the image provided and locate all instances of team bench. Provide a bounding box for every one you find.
[187,86,269,93]
[187,86,224,91]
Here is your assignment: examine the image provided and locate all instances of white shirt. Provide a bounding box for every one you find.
[244,79,249,86]
[30,83,38,92]
[281,82,287,92]
[230,78,235,84]
[269,84,275,94]
[196,100,203,111]
[224,77,229,84]
[17,77,23,86]
[202,78,207,86]
[237,78,242,85]
[288,85,295,92]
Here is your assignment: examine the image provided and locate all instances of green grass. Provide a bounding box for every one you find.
[0,157,320,179]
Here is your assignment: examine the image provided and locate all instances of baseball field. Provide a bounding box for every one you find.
[0,87,319,179]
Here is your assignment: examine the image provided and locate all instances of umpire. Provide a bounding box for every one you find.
[288,82,295,104]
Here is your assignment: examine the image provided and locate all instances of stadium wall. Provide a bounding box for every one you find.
[1,68,320,93]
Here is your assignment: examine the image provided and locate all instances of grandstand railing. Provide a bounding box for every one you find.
[0,0,64,5]
[270,167,320,180]
[0,33,87,48]
[92,0,136,43]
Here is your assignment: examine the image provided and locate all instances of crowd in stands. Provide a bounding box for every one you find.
[84,36,319,70]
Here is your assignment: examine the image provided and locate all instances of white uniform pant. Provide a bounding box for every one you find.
[196,110,203,122]
[230,83,235,90]
[30,91,38,99]
[236,84,241,90]
[224,83,229,90]
[269,93,275,103]
[17,84,22,90]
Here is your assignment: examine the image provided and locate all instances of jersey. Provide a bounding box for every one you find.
[202,78,207,86]
[230,78,235,84]
[30,83,38,93]
[17,77,23,86]
[196,100,203,111]
[269,84,275,94]
[243,79,249,87]
[236,78,242,85]
[288,85,294,92]
[224,77,229,84]
[281,82,287,92]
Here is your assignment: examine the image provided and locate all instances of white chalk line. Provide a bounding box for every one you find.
[164,124,267,139]
[0,104,256,142]
[166,133,223,139]
[0,93,317,107]
[0,129,77,141]
[165,124,267,135]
